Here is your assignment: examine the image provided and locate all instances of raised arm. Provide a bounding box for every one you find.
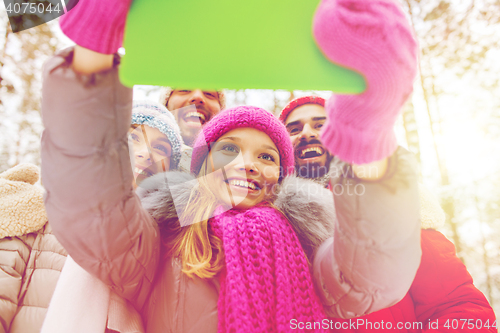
[40,0,158,309]
[314,148,420,318]
[310,0,421,317]
[73,45,114,74]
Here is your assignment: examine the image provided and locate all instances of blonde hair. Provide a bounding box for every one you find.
[164,159,224,279]
[163,154,286,278]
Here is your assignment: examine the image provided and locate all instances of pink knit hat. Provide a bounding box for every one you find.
[279,96,326,123]
[190,106,294,177]
[313,0,418,164]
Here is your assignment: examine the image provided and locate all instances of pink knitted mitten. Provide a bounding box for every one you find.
[59,0,133,54]
[313,0,418,164]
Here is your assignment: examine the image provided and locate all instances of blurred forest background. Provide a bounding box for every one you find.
[1,0,500,320]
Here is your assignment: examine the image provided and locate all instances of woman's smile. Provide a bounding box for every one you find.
[206,127,280,210]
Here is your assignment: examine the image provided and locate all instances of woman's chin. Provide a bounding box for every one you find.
[232,202,256,210]
[229,195,263,210]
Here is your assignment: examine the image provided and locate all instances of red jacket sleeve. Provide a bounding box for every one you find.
[411,229,496,332]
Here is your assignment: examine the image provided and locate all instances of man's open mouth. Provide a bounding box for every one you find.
[183,111,207,125]
[298,146,325,159]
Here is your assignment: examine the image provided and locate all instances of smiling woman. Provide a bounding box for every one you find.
[129,101,183,187]
[129,125,171,184]
[205,128,281,210]
[166,106,296,276]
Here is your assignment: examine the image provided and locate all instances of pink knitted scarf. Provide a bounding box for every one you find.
[210,205,327,332]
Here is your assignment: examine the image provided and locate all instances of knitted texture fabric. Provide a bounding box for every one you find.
[313,0,418,164]
[190,106,294,177]
[210,205,328,332]
[59,0,133,54]
[131,100,183,169]
[159,87,227,111]
[279,95,326,123]
[0,163,47,238]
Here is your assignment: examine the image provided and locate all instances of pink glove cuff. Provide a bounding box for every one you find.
[59,0,132,54]
[321,96,398,164]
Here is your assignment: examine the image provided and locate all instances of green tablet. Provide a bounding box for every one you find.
[120,0,366,93]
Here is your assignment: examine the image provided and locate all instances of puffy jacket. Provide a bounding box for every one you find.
[321,184,496,332]
[0,164,67,333]
[40,48,421,332]
[331,229,496,332]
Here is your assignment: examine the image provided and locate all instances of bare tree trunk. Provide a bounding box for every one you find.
[426,72,463,258]
[404,0,463,259]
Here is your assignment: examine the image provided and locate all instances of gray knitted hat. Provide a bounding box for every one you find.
[131,100,183,169]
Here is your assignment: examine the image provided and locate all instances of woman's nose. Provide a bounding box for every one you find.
[233,153,257,173]
[136,147,151,161]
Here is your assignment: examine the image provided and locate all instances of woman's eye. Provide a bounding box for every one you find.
[153,145,170,155]
[221,144,239,153]
[131,133,140,142]
[205,92,216,98]
[260,153,275,162]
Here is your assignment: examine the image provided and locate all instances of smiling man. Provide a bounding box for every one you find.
[160,88,226,147]
[160,87,226,172]
[280,96,334,183]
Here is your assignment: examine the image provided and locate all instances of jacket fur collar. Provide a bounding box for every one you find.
[0,163,47,238]
[136,171,335,259]
[136,170,445,258]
